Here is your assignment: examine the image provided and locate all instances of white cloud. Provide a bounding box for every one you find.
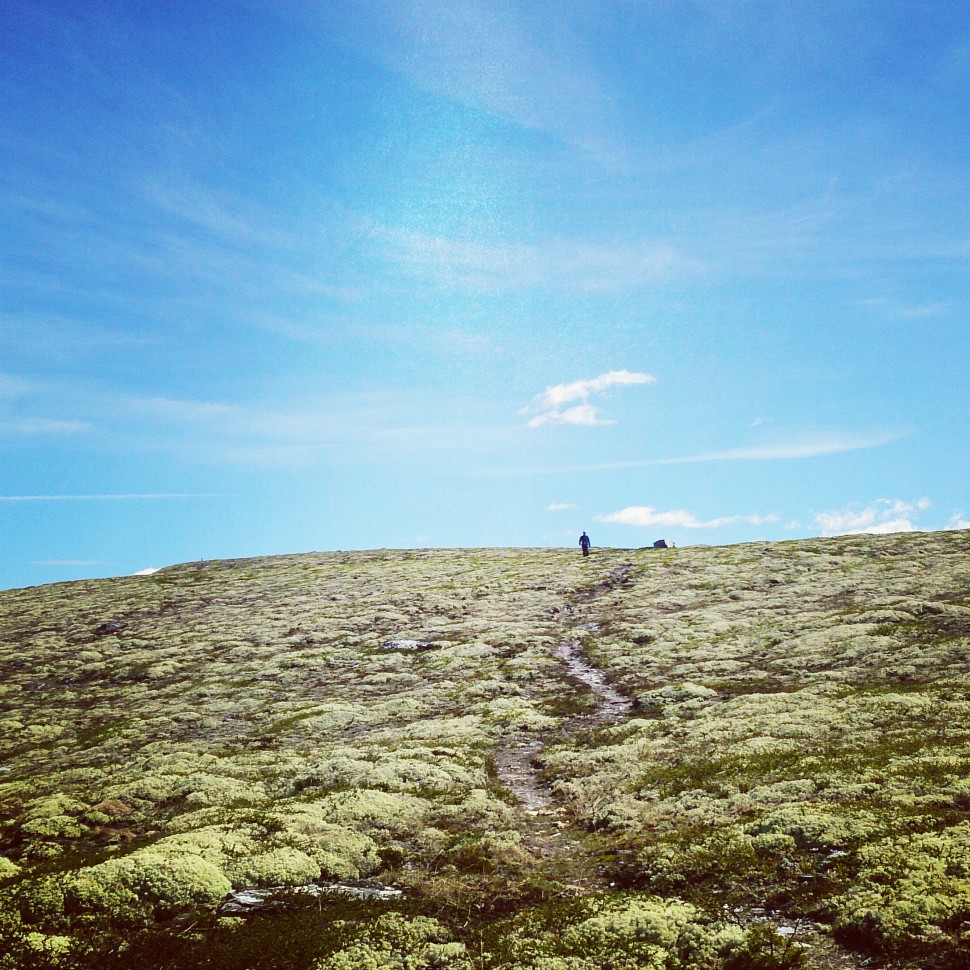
[529,403,611,428]
[596,506,778,529]
[946,512,970,530]
[547,502,576,512]
[534,370,656,409]
[814,498,932,536]
[133,567,161,575]
[524,369,655,428]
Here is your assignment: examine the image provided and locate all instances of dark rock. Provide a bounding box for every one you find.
[93,621,128,637]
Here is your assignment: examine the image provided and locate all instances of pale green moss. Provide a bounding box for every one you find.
[746,805,881,851]
[20,815,85,839]
[493,895,745,969]
[224,847,320,886]
[25,932,73,956]
[315,788,429,835]
[24,793,88,819]
[834,822,970,951]
[312,914,471,970]
[68,851,232,920]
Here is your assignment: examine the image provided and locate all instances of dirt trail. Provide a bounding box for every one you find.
[551,637,632,723]
[491,738,549,813]
[491,565,871,966]
[491,564,636,886]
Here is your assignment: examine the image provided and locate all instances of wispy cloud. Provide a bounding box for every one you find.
[1,370,496,468]
[670,431,911,463]
[117,387,517,466]
[858,297,951,321]
[517,428,911,473]
[32,559,104,567]
[136,396,237,422]
[947,512,970,530]
[597,506,778,529]
[0,373,93,436]
[3,312,154,361]
[375,226,701,293]
[138,175,293,247]
[814,497,932,536]
[0,494,216,502]
[0,373,43,397]
[547,502,576,512]
[523,369,655,428]
[0,418,92,435]
[262,0,616,153]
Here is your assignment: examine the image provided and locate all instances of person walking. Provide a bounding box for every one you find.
[579,532,591,557]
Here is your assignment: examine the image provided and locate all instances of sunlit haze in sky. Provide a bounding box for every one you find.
[2,1,969,589]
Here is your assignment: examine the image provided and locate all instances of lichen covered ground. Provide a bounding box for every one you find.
[1,533,969,968]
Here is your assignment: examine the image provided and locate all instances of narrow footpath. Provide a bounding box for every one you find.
[491,565,870,969]
[492,564,635,890]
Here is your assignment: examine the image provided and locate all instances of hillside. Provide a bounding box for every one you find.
[1,532,969,969]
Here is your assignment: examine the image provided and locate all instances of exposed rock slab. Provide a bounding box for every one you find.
[217,881,403,916]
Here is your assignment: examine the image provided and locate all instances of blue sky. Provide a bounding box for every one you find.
[2,0,968,590]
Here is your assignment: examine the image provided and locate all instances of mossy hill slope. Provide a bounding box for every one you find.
[1,532,969,969]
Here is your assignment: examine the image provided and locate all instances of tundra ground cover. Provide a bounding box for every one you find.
[1,533,968,968]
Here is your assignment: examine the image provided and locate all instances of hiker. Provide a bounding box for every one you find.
[579,532,591,557]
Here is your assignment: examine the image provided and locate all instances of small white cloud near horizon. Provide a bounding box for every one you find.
[596,506,779,529]
[547,502,577,512]
[815,497,932,536]
[946,512,970,530]
[523,369,655,428]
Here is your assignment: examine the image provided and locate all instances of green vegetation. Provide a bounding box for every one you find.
[1,533,969,968]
